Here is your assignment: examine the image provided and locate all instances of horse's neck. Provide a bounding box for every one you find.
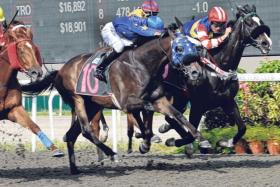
[134,36,171,76]
[0,54,14,88]
[214,20,245,71]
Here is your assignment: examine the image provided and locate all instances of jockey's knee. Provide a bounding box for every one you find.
[112,42,124,53]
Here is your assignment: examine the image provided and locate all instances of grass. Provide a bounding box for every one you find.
[0,139,181,155]
[28,108,191,117]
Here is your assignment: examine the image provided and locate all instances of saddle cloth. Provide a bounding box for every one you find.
[75,50,112,96]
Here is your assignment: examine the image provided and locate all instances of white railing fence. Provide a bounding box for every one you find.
[19,73,280,152]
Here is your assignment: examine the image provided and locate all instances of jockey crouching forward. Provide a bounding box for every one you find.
[183,6,237,81]
[94,0,163,82]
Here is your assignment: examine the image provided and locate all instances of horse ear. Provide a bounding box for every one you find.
[26,27,33,40]
[252,4,256,12]
[174,17,184,32]
[168,29,176,40]
[236,5,243,13]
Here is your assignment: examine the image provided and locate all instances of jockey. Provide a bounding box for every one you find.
[0,6,7,50]
[183,6,236,81]
[94,0,162,82]
[129,0,159,18]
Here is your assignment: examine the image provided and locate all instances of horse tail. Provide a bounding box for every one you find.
[21,71,58,95]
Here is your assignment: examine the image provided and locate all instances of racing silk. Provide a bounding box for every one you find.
[183,16,223,49]
[128,8,147,18]
[112,16,162,40]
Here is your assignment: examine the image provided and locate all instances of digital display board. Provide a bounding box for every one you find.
[1,0,279,63]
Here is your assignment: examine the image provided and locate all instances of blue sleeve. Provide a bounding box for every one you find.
[129,16,147,27]
[130,24,160,37]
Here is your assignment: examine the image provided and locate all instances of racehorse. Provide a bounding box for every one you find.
[0,21,64,157]
[75,4,272,156]
[159,4,272,149]
[20,30,207,174]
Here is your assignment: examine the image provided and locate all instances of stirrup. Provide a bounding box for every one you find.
[94,69,106,82]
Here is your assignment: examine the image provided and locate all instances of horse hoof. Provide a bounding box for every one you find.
[165,138,176,147]
[159,123,171,133]
[218,138,234,148]
[127,149,133,154]
[111,154,120,163]
[199,140,212,149]
[151,134,162,143]
[52,149,65,157]
[139,143,150,154]
[70,167,80,175]
[135,132,142,139]
[184,144,194,158]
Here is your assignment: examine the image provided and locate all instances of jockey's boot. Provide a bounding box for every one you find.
[94,50,119,82]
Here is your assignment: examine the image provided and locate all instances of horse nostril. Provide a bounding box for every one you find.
[191,70,199,77]
[261,41,268,47]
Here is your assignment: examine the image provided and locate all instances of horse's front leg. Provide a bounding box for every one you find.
[219,99,246,147]
[131,111,153,154]
[153,97,203,143]
[7,105,64,157]
[73,96,116,158]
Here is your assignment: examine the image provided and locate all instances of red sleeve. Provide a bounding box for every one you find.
[196,24,223,49]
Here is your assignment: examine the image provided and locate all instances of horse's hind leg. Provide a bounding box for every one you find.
[73,96,116,158]
[90,110,105,162]
[127,113,135,154]
[63,110,81,174]
[7,105,64,157]
[100,112,109,142]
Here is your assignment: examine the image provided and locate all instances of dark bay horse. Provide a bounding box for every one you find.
[85,4,272,155]
[21,31,207,174]
[160,4,272,149]
[0,21,64,157]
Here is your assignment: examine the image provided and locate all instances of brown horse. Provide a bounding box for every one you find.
[0,21,64,157]
[21,31,207,174]
[91,4,272,156]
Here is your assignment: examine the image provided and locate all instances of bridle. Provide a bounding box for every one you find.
[239,12,268,48]
[0,25,41,72]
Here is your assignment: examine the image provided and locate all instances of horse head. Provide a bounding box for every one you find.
[169,31,204,87]
[235,4,272,54]
[2,21,43,81]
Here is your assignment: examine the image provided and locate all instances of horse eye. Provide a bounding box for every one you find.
[176,46,184,53]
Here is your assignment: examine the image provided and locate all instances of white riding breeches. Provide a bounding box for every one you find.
[101,22,133,53]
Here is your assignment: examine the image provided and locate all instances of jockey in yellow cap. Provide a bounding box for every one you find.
[129,0,160,18]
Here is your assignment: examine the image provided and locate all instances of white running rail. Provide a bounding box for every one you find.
[19,73,280,152]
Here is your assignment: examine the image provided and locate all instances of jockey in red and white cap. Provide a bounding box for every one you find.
[183,6,236,81]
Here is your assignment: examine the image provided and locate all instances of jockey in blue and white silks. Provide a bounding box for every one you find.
[113,16,164,41]
[94,0,163,82]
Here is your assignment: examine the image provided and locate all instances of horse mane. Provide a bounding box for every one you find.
[11,20,25,26]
